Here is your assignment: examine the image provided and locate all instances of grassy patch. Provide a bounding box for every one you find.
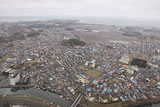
[23,60,37,68]
[149,80,157,85]
[0,56,9,62]
[77,65,85,71]
[107,78,121,84]
[0,56,9,66]
[81,98,123,107]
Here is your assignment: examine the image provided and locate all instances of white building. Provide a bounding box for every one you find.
[119,55,130,64]
[127,69,134,74]
[10,73,20,85]
[131,66,139,72]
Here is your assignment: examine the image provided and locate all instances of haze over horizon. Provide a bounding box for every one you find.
[0,0,160,22]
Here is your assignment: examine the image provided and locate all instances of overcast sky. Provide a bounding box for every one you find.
[0,0,160,21]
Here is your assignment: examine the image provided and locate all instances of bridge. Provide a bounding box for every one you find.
[71,93,83,107]
[71,74,103,107]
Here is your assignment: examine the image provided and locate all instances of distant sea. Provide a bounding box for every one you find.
[79,17,160,28]
[0,16,160,28]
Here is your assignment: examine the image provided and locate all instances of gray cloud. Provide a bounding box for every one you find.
[0,0,160,21]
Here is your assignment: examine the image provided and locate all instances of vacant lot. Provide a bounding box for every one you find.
[85,70,101,78]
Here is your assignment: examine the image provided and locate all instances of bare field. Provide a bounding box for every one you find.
[73,30,138,43]
[85,70,101,78]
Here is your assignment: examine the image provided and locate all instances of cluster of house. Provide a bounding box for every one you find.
[0,22,160,104]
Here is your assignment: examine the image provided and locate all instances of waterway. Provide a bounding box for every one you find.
[0,87,159,107]
[0,88,72,107]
